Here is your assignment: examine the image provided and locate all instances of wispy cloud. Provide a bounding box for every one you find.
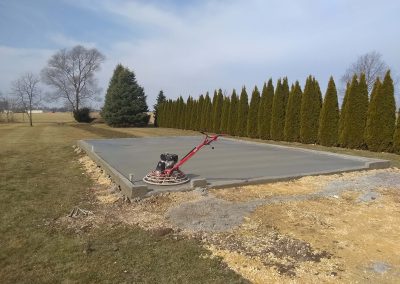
[49,33,96,48]
[0,46,53,93]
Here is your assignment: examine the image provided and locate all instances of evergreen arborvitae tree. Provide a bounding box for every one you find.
[195,95,205,130]
[163,100,170,127]
[270,79,287,140]
[393,109,400,154]
[171,99,178,128]
[161,102,168,127]
[284,81,302,142]
[257,79,274,140]
[318,77,339,146]
[102,64,149,127]
[247,86,260,138]
[206,95,213,132]
[364,79,381,149]
[210,90,217,131]
[338,82,350,142]
[365,71,396,152]
[178,96,186,129]
[172,100,178,128]
[227,89,238,136]
[169,100,176,128]
[235,86,249,137]
[153,90,166,127]
[340,74,369,148]
[189,99,198,130]
[184,97,193,129]
[200,93,211,131]
[220,96,230,133]
[300,76,322,143]
[212,89,224,132]
[282,77,290,112]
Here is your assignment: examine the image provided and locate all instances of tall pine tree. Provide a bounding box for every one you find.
[365,71,396,152]
[236,86,249,137]
[300,76,322,143]
[102,64,149,127]
[284,81,302,142]
[247,86,260,138]
[227,89,239,136]
[257,79,274,140]
[318,77,339,146]
[340,74,369,148]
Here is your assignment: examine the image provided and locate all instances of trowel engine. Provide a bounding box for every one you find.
[155,153,179,174]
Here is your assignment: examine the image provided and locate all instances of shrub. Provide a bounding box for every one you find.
[73,107,92,123]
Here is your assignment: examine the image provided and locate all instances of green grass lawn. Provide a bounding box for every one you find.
[0,123,246,283]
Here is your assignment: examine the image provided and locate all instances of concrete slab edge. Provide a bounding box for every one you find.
[77,140,151,199]
[208,165,375,190]
[221,137,391,169]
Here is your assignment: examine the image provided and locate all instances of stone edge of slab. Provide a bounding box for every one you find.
[77,140,151,199]
[221,137,390,167]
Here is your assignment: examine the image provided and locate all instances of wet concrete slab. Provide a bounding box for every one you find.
[78,136,390,198]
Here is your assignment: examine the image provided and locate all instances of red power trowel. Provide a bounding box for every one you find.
[143,132,222,185]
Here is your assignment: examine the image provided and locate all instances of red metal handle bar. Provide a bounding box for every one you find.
[164,133,222,175]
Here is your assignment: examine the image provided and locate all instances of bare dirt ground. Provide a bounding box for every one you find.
[75,148,400,283]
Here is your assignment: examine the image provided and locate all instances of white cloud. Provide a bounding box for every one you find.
[49,33,96,48]
[0,46,53,94]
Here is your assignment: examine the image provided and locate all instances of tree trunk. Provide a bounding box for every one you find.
[29,101,33,127]
[29,110,33,127]
[75,91,80,112]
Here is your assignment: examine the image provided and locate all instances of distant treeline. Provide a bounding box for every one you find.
[157,72,400,154]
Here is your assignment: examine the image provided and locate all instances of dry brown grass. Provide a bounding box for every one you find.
[91,124,199,137]
[0,123,246,284]
[210,175,327,202]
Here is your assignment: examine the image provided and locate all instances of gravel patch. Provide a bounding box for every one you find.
[166,171,400,232]
[321,172,400,198]
[166,197,260,232]
[370,261,391,274]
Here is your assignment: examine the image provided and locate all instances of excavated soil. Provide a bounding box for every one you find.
[74,148,400,283]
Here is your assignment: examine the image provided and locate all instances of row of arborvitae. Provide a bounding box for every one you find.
[157,71,400,154]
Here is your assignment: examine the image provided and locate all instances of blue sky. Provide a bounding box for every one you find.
[0,0,399,108]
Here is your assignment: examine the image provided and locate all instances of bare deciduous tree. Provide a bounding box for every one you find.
[11,73,41,126]
[0,92,6,122]
[341,51,389,94]
[41,45,105,113]
[0,94,20,123]
[4,97,19,122]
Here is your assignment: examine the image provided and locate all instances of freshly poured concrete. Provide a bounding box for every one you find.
[78,136,389,197]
